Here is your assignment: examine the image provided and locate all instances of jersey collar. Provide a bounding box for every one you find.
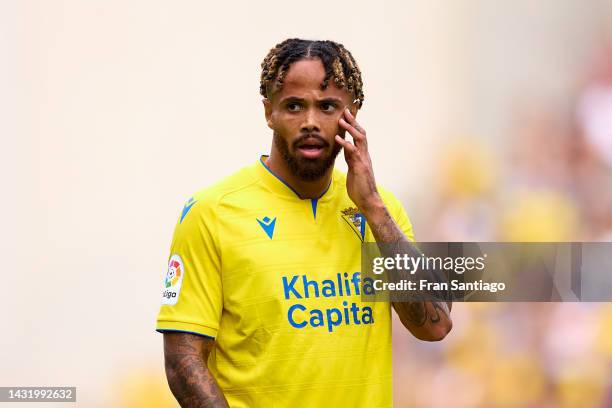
[256,155,334,202]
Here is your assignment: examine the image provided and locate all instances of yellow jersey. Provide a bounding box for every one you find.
[156,156,415,407]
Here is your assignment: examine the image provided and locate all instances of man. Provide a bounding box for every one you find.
[156,38,452,408]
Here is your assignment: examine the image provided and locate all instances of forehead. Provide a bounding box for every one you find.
[274,58,351,103]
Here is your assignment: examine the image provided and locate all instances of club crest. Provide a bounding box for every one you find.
[341,207,366,241]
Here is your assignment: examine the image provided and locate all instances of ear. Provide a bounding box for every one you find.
[262,98,274,130]
[350,99,360,118]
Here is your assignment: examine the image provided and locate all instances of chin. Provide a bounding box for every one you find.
[290,155,334,181]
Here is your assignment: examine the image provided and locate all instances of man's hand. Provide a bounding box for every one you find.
[335,108,383,213]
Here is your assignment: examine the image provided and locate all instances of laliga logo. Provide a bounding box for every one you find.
[165,258,182,288]
[162,254,184,305]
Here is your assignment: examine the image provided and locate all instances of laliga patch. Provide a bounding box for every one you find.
[162,254,184,305]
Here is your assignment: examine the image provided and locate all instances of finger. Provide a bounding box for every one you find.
[336,135,356,164]
[335,134,357,154]
[343,108,366,136]
[341,109,367,147]
[339,117,367,148]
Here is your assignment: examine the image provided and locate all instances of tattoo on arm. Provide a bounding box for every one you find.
[164,333,229,408]
[405,301,428,326]
[367,205,452,336]
[394,299,450,333]
[368,207,403,245]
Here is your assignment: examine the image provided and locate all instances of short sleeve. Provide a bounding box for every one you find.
[392,197,416,242]
[156,194,222,339]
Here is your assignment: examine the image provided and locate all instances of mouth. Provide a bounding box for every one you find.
[295,136,327,159]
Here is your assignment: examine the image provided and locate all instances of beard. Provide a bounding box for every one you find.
[273,131,342,181]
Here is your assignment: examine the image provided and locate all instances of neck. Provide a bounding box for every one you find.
[265,150,333,199]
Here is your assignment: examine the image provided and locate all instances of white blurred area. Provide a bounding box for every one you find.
[1,0,612,407]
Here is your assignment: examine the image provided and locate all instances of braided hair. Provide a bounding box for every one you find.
[260,39,364,108]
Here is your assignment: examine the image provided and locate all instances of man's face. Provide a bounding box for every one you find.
[264,58,356,181]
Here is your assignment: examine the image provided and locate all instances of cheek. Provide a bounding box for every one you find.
[322,115,342,136]
[273,113,301,133]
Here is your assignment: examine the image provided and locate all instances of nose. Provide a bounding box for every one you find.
[300,107,320,133]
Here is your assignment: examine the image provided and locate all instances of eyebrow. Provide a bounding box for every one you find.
[279,96,345,105]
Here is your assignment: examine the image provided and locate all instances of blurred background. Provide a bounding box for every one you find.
[1,0,612,407]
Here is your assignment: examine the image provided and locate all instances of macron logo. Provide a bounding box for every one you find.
[257,216,277,239]
[180,197,197,223]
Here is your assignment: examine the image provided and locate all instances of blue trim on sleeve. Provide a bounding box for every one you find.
[156,329,216,340]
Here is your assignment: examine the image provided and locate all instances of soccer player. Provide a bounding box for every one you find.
[156,38,452,408]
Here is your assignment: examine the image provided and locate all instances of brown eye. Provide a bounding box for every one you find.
[320,102,337,112]
[287,102,302,112]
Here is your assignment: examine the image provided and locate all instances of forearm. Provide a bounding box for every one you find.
[164,333,229,408]
[391,298,452,341]
[361,197,452,341]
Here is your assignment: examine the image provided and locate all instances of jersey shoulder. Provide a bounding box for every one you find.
[191,163,260,208]
[177,162,260,227]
